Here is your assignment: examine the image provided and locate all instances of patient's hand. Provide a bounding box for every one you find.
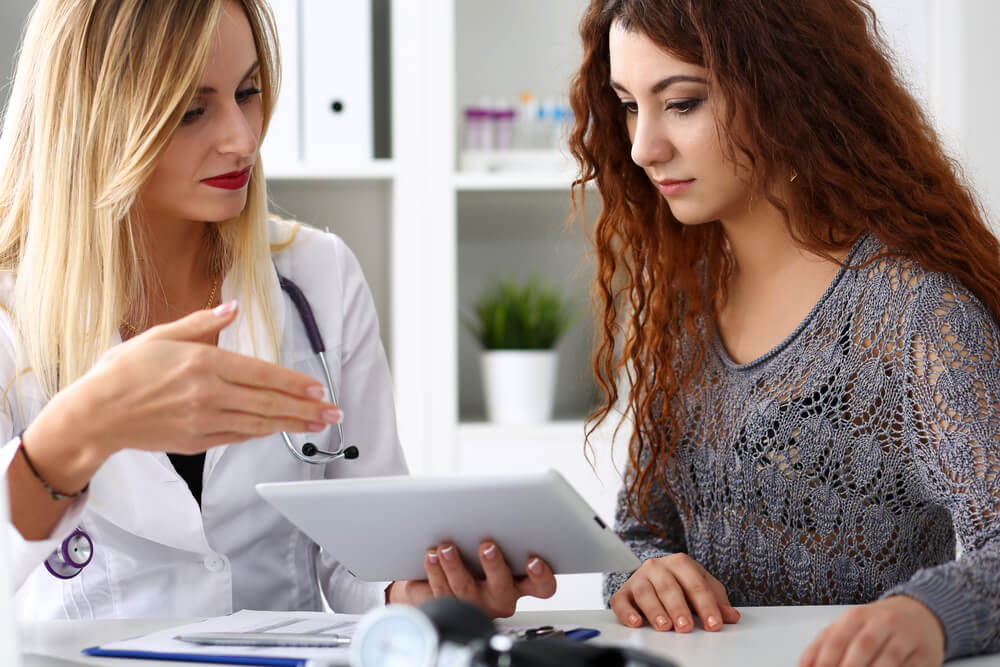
[385,540,556,617]
[610,553,741,632]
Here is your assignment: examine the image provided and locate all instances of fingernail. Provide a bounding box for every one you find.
[628,613,641,626]
[707,615,720,629]
[427,551,438,565]
[213,300,237,316]
[440,545,455,561]
[321,409,342,424]
[482,544,497,560]
[305,385,326,399]
[307,422,325,432]
[676,616,689,630]
[655,615,668,629]
[527,557,542,575]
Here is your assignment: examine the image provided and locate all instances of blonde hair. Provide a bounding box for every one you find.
[0,0,282,399]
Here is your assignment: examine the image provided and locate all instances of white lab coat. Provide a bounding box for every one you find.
[1,219,408,619]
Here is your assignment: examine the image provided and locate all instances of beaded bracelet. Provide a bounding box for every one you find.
[16,431,89,501]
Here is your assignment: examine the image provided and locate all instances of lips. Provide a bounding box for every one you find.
[654,177,695,196]
[201,166,252,190]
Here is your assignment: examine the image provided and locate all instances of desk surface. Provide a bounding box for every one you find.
[18,607,1000,666]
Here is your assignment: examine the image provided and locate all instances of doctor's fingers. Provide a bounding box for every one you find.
[139,300,239,344]
[476,542,518,617]
[435,543,483,603]
[195,410,328,441]
[514,555,556,601]
[204,348,333,401]
[217,383,341,426]
[424,549,454,598]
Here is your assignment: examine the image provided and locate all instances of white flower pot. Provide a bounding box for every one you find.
[481,350,558,425]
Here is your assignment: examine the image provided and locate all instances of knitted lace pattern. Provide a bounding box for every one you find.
[604,235,1000,660]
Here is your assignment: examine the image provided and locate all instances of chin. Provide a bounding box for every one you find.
[666,205,715,227]
[197,200,249,223]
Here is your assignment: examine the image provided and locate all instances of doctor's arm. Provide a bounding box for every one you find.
[4,305,340,578]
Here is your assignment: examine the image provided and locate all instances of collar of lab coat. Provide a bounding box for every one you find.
[86,258,286,552]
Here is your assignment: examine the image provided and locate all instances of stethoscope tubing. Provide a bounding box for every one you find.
[277,275,358,464]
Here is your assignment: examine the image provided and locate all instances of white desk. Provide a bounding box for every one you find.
[18,607,1000,666]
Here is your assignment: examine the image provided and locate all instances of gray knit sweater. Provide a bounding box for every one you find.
[604,235,1000,660]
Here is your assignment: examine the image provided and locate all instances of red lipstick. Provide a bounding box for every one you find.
[655,178,695,196]
[201,166,252,190]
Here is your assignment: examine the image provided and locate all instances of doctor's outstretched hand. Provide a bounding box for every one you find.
[385,540,556,618]
[16,302,342,540]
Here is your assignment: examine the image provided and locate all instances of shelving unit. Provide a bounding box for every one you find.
[453,170,578,191]
[267,159,396,181]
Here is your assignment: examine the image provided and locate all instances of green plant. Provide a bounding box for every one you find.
[463,277,575,350]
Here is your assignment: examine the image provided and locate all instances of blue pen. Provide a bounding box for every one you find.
[565,627,600,641]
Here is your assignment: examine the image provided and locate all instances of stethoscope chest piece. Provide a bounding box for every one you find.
[44,528,93,580]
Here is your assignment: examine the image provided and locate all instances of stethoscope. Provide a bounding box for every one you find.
[45,274,359,579]
[276,274,360,465]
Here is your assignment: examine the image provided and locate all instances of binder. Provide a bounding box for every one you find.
[260,0,300,170]
[300,0,373,163]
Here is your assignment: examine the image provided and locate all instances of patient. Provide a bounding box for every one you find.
[568,0,1000,664]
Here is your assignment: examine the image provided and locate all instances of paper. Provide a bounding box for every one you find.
[84,609,361,666]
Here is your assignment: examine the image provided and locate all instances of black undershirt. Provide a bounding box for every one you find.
[168,453,205,508]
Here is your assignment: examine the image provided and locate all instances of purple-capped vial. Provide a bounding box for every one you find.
[492,108,515,150]
[464,107,492,150]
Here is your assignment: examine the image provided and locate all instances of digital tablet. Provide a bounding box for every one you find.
[256,469,640,581]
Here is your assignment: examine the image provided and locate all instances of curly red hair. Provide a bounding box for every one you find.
[568,0,1000,533]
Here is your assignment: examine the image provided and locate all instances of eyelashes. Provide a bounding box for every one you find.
[181,86,262,125]
[235,86,262,103]
[618,97,705,117]
[666,98,703,114]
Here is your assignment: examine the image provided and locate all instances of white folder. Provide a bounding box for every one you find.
[260,0,301,171]
[300,0,374,163]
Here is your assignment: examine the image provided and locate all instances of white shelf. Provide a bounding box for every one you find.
[454,170,580,191]
[265,159,396,181]
[458,419,588,444]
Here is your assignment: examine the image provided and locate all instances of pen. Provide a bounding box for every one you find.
[175,631,351,648]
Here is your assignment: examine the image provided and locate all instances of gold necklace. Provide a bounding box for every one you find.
[121,277,220,335]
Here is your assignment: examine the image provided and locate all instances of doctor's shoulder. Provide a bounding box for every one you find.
[268,216,368,290]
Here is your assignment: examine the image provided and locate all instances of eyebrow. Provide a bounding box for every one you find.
[609,74,708,95]
[195,61,260,95]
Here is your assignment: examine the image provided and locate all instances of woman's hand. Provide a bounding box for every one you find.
[798,596,945,667]
[386,540,557,618]
[609,553,741,632]
[24,303,341,489]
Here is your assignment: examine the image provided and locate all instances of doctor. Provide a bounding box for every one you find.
[1,0,556,620]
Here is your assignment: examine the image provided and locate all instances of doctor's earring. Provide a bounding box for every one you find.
[790,170,799,183]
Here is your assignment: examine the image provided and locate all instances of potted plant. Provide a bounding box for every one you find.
[463,278,574,424]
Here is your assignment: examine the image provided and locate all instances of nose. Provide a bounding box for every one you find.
[215,100,260,158]
[630,109,672,169]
